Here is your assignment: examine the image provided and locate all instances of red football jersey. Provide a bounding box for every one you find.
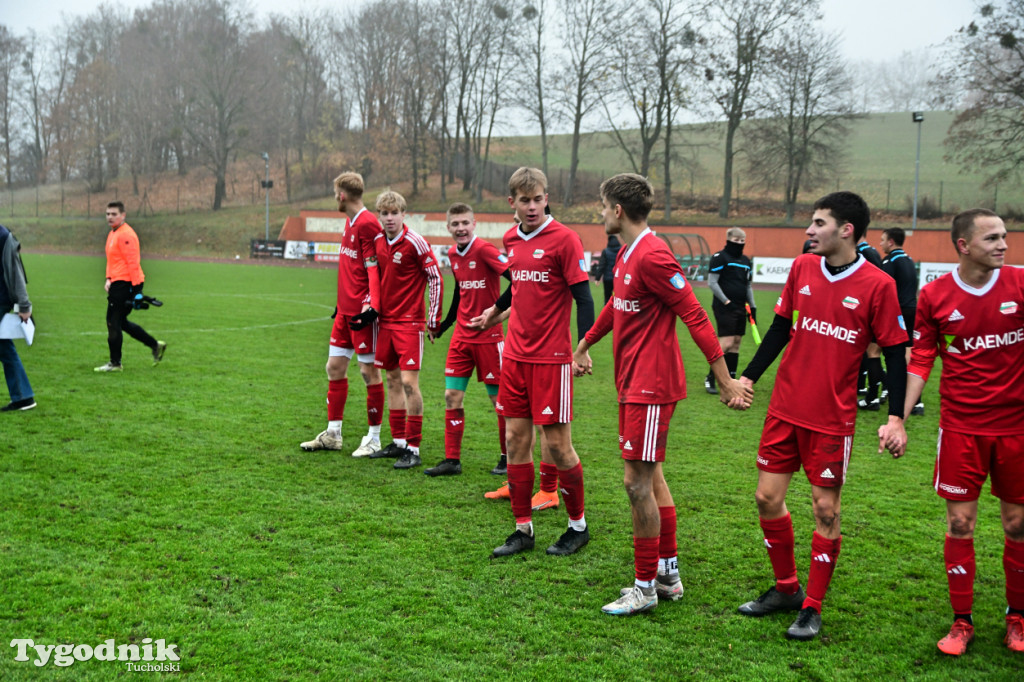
[336,208,382,316]
[770,253,906,436]
[503,217,589,364]
[374,225,443,331]
[909,266,1024,435]
[450,236,508,344]
[584,229,722,404]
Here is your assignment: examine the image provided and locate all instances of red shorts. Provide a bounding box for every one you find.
[934,429,1024,503]
[445,339,503,384]
[757,415,852,488]
[618,402,676,462]
[497,358,572,425]
[374,327,424,371]
[330,314,376,355]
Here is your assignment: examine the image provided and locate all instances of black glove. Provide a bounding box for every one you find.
[349,308,378,331]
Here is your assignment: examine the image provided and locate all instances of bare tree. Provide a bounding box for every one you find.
[936,1,1024,189]
[743,30,860,222]
[0,26,25,187]
[556,0,623,205]
[702,0,818,217]
[396,0,444,195]
[513,0,555,178]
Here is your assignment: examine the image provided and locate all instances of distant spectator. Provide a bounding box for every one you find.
[0,224,35,411]
[596,235,621,304]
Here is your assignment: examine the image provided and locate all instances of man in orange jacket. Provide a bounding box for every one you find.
[95,201,166,372]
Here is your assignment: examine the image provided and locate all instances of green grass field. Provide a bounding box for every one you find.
[0,255,1018,680]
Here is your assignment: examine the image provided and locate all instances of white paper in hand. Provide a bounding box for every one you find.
[0,313,34,345]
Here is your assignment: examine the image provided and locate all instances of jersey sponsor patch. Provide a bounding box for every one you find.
[669,273,685,289]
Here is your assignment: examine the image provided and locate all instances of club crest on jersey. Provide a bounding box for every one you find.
[533,249,544,259]
[469,261,476,269]
[578,258,587,272]
[624,274,632,285]
[669,273,685,289]
[842,296,859,310]
[393,252,403,263]
[1001,301,1018,315]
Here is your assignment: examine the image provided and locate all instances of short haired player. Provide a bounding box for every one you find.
[573,173,752,615]
[903,209,1024,656]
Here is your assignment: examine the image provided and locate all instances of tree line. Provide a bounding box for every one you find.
[0,0,1020,219]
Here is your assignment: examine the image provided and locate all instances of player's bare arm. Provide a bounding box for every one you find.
[572,339,593,376]
[877,416,907,458]
[710,357,752,409]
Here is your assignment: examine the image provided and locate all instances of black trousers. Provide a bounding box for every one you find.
[106,280,156,364]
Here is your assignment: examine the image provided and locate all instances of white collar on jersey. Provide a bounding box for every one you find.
[516,216,554,241]
[349,207,366,224]
[953,263,1000,296]
[386,225,408,246]
[455,235,477,256]
[817,252,866,283]
[620,227,653,264]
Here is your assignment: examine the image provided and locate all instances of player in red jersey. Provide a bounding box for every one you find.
[572,174,752,615]
[471,167,595,558]
[301,172,385,456]
[735,191,909,641]
[425,203,509,477]
[902,209,1024,656]
[365,190,443,470]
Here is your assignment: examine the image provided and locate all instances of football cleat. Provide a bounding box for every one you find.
[369,442,405,458]
[911,403,925,416]
[1005,613,1024,653]
[491,455,508,476]
[879,387,888,403]
[857,398,879,411]
[424,458,462,476]
[491,529,534,557]
[531,489,559,511]
[393,449,421,469]
[152,340,167,365]
[484,482,510,500]
[351,435,382,458]
[738,585,806,616]
[546,526,590,555]
[94,362,123,372]
[937,619,975,656]
[603,585,657,616]
[300,430,342,452]
[786,607,822,641]
[620,574,684,602]
[704,375,718,395]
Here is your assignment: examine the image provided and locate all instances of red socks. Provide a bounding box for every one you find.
[539,462,558,494]
[945,535,975,615]
[389,409,406,442]
[760,514,799,594]
[366,383,384,426]
[507,462,535,525]
[804,532,841,613]
[557,462,585,522]
[327,379,348,421]
[444,409,465,460]
[1005,537,1024,611]
[406,415,423,448]
[659,506,677,560]
[634,536,659,583]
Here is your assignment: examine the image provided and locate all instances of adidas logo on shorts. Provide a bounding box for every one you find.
[406,359,416,366]
[541,406,553,415]
[820,468,835,479]
[623,440,633,451]
[359,342,367,349]
[485,372,494,379]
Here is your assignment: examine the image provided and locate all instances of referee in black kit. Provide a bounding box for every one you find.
[879,227,923,415]
[705,227,755,395]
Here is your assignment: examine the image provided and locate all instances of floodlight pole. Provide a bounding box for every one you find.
[912,112,924,231]
[261,152,270,241]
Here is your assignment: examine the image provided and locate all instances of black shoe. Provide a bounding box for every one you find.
[786,607,822,640]
[857,398,879,411]
[879,387,888,404]
[738,585,807,616]
[492,529,535,557]
[425,458,461,476]
[1,397,36,412]
[704,376,718,395]
[911,403,925,416]
[369,442,405,459]
[491,455,508,476]
[546,526,590,555]
[393,449,421,469]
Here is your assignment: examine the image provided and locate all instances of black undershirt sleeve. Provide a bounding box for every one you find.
[741,313,792,382]
[437,286,460,335]
[881,344,907,418]
[495,285,512,312]
[570,280,594,342]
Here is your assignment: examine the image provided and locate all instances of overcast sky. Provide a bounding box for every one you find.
[1,0,977,64]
